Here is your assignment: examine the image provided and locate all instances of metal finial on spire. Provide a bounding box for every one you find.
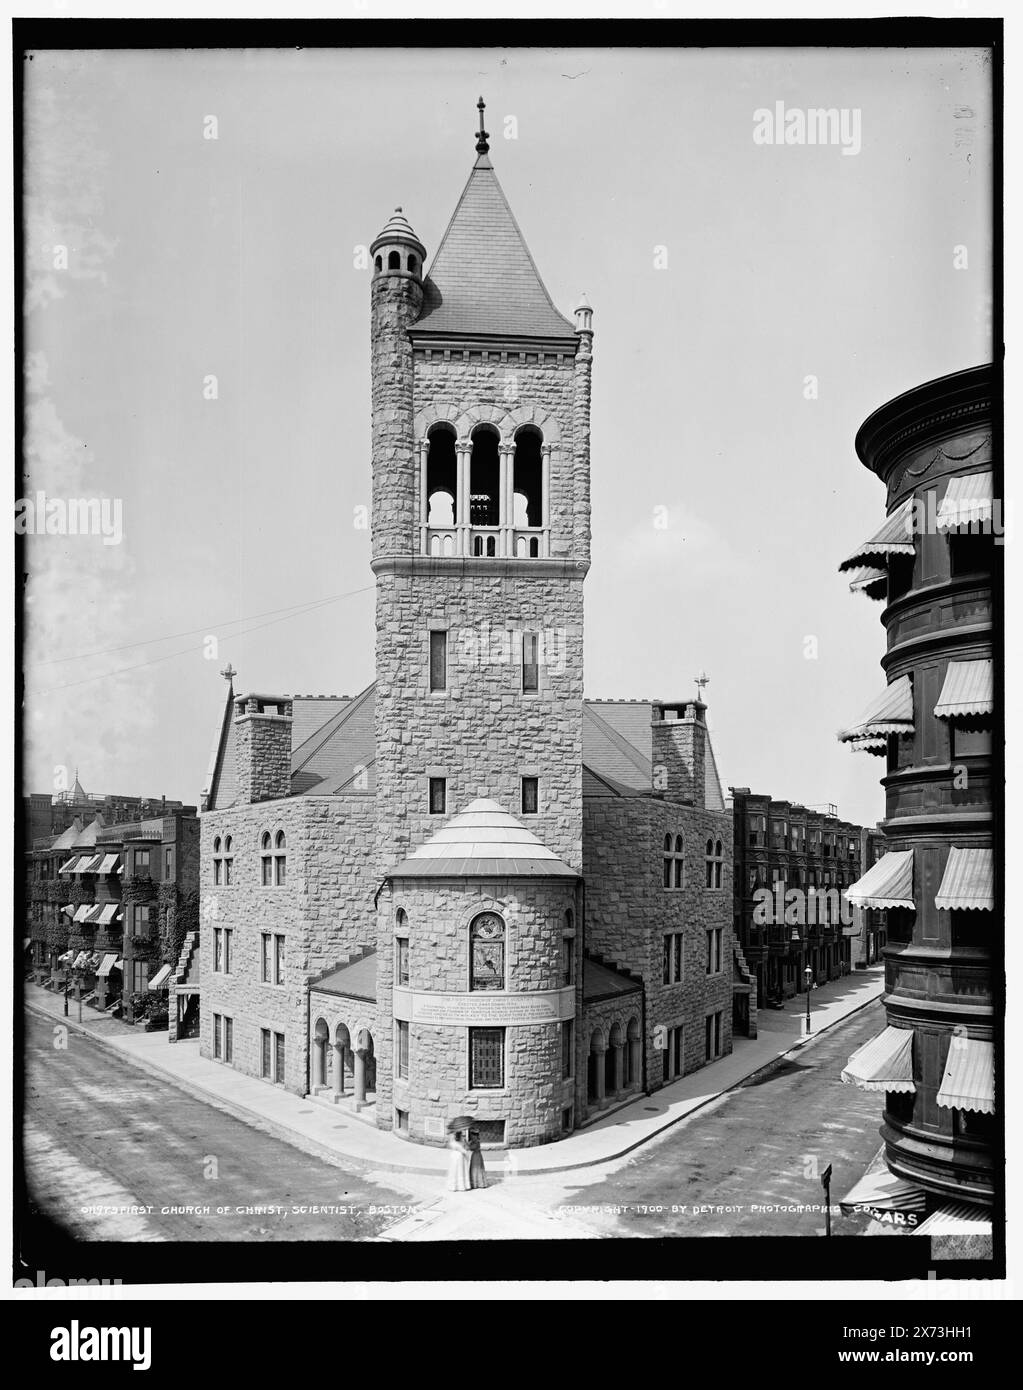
[476,95,489,154]
[694,670,710,701]
[220,662,237,687]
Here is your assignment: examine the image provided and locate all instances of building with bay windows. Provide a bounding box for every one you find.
[198,107,735,1147]
[837,364,997,1228]
[26,808,199,1023]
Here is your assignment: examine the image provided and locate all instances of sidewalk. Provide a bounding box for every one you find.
[24,966,885,1178]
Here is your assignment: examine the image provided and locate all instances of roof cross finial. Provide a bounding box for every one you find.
[694,670,710,702]
[220,662,237,688]
[476,95,489,154]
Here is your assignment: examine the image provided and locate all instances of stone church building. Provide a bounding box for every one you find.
[199,108,738,1147]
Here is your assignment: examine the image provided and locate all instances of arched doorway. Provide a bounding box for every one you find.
[313,1017,329,1090]
[354,1027,376,1108]
[626,1016,641,1089]
[333,1023,351,1101]
[607,1022,623,1096]
[587,1029,606,1108]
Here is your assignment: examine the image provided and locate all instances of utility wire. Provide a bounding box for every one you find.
[28,586,374,667]
[29,587,374,696]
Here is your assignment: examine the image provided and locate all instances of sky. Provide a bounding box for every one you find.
[21,44,993,826]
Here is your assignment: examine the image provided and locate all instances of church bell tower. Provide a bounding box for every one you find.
[368,103,593,1145]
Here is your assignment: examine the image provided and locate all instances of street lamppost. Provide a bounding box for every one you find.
[804,964,813,1035]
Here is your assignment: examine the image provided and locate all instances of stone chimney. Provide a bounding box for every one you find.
[233,694,293,804]
[651,700,707,807]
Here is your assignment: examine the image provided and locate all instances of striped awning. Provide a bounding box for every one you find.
[838,675,913,747]
[96,853,121,875]
[72,903,97,923]
[57,950,73,963]
[72,950,90,969]
[75,854,102,874]
[839,1167,927,1217]
[841,1025,915,1093]
[846,850,914,908]
[934,659,993,718]
[148,964,172,991]
[846,565,888,601]
[93,903,122,926]
[96,953,119,978]
[58,856,81,875]
[936,472,993,532]
[937,1037,994,1115]
[935,847,993,911]
[913,1202,992,1237]
[839,497,916,571]
[60,903,74,916]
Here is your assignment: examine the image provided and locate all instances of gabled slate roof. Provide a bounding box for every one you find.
[204,689,371,811]
[203,683,727,813]
[582,700,727,810]
[413,152,577,344]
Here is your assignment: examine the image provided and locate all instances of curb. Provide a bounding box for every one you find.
[25,1003,429,1178]
[26,983,884,1180]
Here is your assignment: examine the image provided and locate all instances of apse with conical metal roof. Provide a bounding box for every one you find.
[389,798,578,878]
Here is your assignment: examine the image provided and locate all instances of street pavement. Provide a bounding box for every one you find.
[21,972,889,1243]
[22,1011,419,1243]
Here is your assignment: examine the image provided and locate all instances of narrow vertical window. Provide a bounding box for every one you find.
[261,832,273,886]
[397,1020,409,1079]
[214,1013,222,1059]
[274,1032,285,1083]
[470,1027,505,1088]
[521,776,539,815]
[562,1019,574,1079]
[261,933,271,984]
[397,936,410,986]
[274,934,285,986]
[428,777,446,814]
[261,1028,271,1079]
[274,831,287,885]
[522,630,539,693]
[224,1017,233,1063]
[430,629,447,691]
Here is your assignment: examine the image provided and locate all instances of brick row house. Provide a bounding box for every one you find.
[198,109,737,1148]
[729,789,880,1008]
[27,808,199,1022]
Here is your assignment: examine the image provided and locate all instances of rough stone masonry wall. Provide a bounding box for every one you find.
[199,794,377,1095]
[583,796,734,1086]
[378,875,578,1146]
[371,271,422,561]
[374,569,585,875]
[233,714,291,805]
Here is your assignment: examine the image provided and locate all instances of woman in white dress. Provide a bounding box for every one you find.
[446,1130,471,1192]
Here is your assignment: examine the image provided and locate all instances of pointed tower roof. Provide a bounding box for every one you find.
[69,768,88,801]
[389,797,577,878]
[412,100,577,346]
